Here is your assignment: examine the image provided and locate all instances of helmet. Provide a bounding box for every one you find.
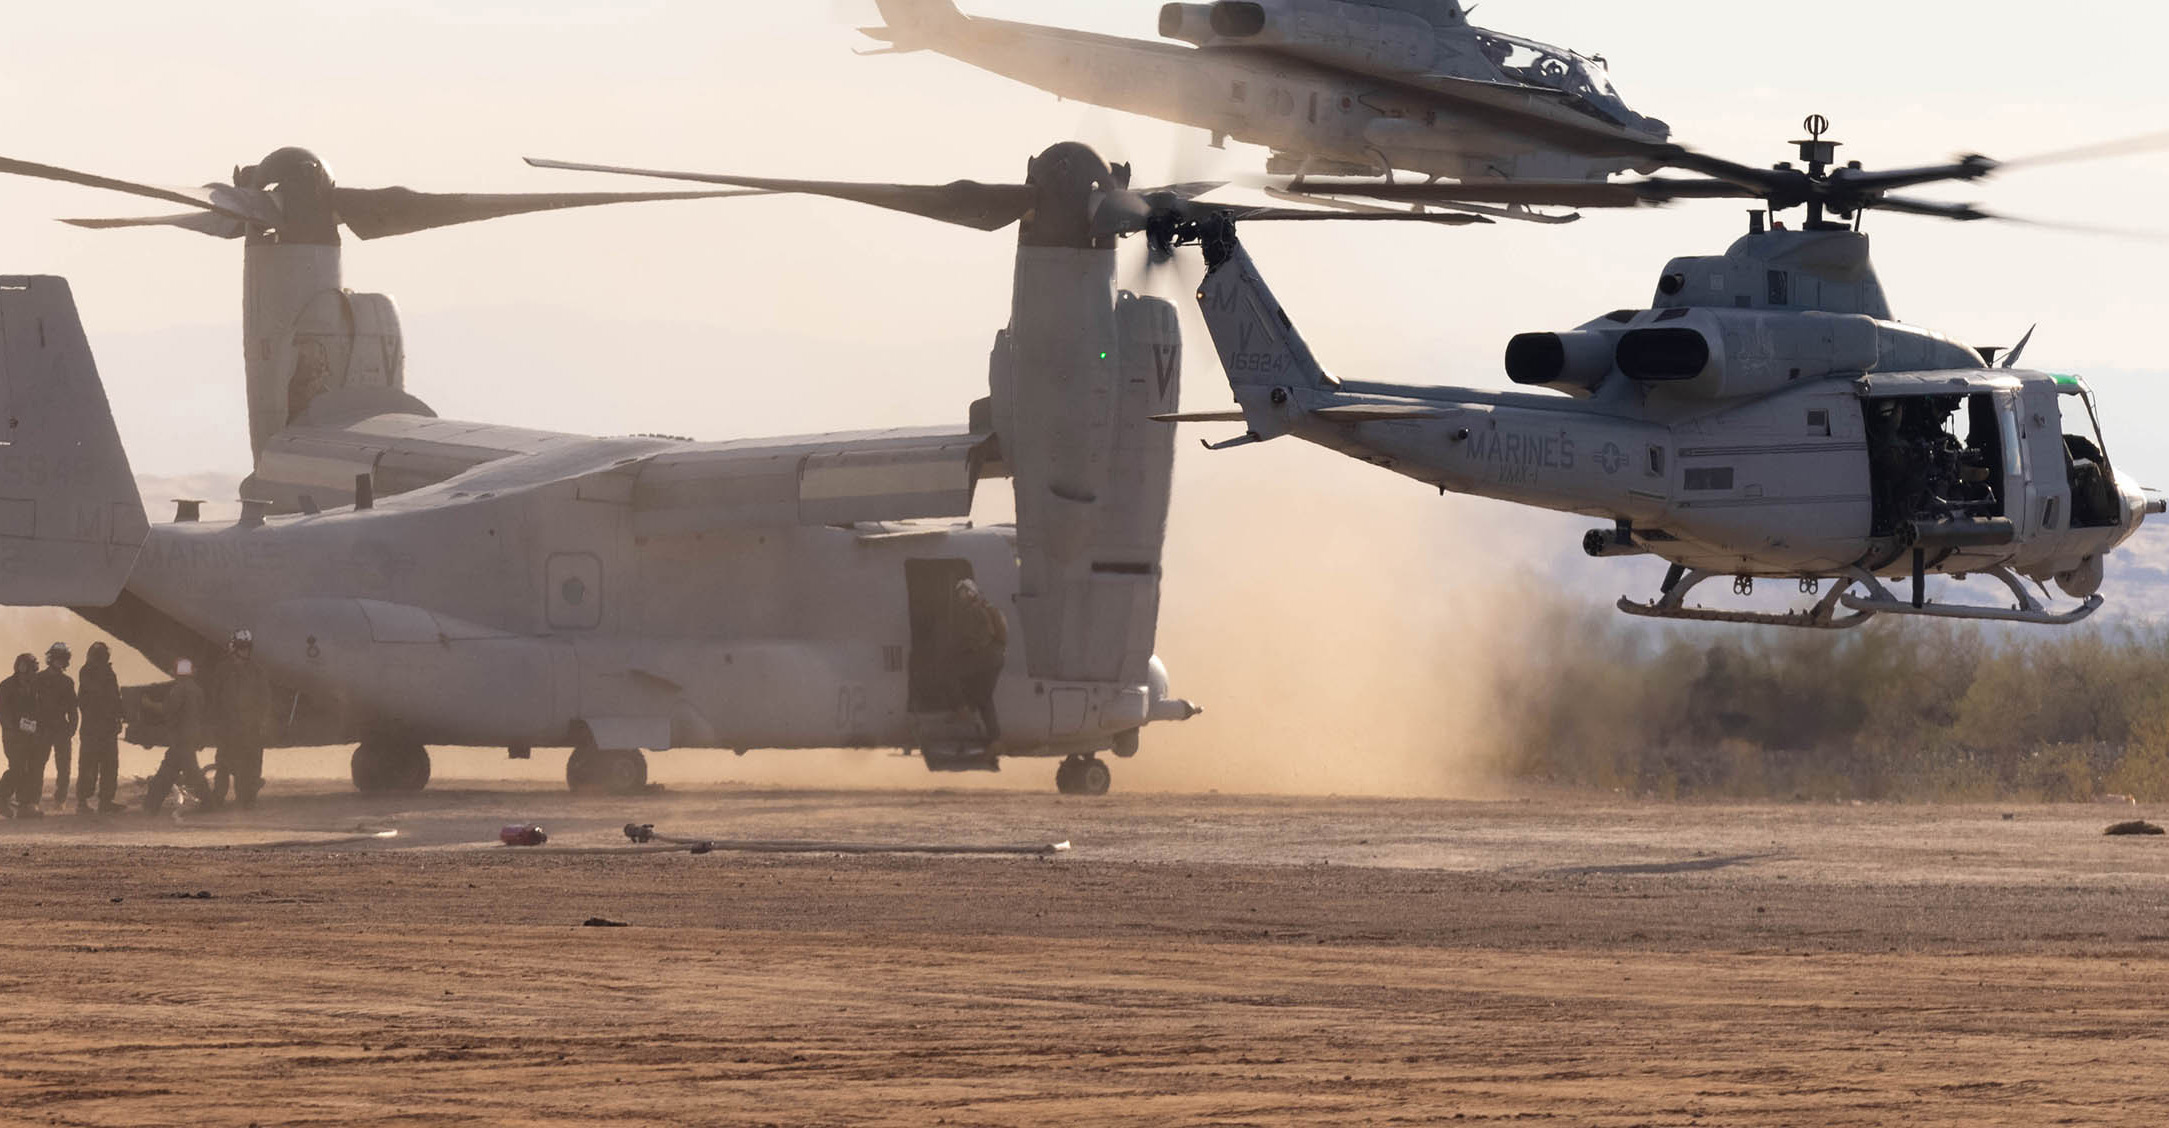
[46,641,69,658]
[175,658,195,677]
[230,628,253,649]
[86,641,109,662]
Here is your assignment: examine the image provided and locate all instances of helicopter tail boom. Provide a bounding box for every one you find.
[0,277,148,607]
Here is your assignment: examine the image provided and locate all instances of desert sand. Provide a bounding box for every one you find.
[0,780,2164,1126]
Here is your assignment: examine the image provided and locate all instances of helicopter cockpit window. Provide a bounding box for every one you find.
[1474,35,1632,126]
[2059,382,2120,528]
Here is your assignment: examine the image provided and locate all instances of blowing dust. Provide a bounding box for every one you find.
[1132,447,1561,798]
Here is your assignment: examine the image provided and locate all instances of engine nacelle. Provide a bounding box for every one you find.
[1158,3,1217,46]
[1188,0,1439,74]
[1616,309,1978,400]
[1505,330,1616,396]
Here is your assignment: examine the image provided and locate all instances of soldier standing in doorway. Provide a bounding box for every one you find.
[947,579,1008,742]
[75,642,122,815]
[209,629,272,809]
[37,643,78,807]
[143,658,213,816]
[0,654,43,817]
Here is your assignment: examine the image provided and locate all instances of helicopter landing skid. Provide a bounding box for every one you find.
[1838,565,2104,626]
[1616,568,1873,630]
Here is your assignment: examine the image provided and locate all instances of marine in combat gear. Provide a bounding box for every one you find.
[945,578,1008,742]
[0,654,45,817]
[143,658,213,816]
[36,642,78,807]
[74,642,123,814]
[210,629,273,809]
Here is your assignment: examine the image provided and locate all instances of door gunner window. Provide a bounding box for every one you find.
[1864,392,2006,538]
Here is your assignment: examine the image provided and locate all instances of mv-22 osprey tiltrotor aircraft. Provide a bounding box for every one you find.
[523,120,2167,629]
[0,145,1227,796]
[862,0,1671,191]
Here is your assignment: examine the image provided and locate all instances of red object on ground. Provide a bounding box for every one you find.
[500,824,548,847]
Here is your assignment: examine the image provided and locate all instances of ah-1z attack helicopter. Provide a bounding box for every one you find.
[544,120,2168,629]
[0,145,1213,796]
[862,0,1670,188]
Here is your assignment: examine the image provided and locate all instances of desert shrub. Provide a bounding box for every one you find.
[1485,613,2169,801]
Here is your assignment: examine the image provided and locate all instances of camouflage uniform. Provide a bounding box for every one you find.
[75,647,123,812]
[947,581,1008,741]
[143,673,211,815]
[209,651,274,808]
[0,657,45,815]
[35,653,78,806]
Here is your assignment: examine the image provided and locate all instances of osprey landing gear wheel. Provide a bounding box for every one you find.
[351,739,431,794]
[567,748,648,795]
[1054,755,1111,797]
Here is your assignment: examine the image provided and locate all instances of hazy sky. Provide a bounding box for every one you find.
[2,0,2164,478]
[1,2,2164,791]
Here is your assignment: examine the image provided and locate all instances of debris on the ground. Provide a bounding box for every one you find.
[2103,820,2164,836]
[582,917,629,928]
[2098,794,2139,805]
[499,824,548,847]
[163,890,215,899]
[615,822,1068,857]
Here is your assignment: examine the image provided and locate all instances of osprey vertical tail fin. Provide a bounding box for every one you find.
[0,277,147,606]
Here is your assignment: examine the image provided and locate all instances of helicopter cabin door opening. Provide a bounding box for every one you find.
[904,557,976,714]
[1861,386,2017,546]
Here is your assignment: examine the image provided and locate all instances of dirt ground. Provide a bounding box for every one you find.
[0,782,2165,1126]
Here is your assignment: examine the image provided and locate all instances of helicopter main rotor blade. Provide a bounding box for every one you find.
[1995,128,2169,172]
[1868,194,2167,239]
[526,157,1034,232]
[1272,176,1757,209]
[1866,195,1995,222]
[60,211,247,238]
[1826,157,1999,197]
[330,186,769,240]
[0,155,280,226]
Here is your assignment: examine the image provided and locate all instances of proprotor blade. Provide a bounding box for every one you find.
[330,186,770,240]
[60,211,247,239]
[0,154,280,226]
[526,157,1033,232]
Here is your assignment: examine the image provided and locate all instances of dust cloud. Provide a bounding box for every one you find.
[1132,448,1561,799]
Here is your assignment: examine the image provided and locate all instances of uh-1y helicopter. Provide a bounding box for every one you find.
[524,120,2167,630]
[0,145,1214,796]
[1156,117,2169,628]
[860,0,1670,190]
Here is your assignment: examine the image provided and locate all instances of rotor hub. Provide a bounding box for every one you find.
[1021,141,1124,249]
[238,146,340,245]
